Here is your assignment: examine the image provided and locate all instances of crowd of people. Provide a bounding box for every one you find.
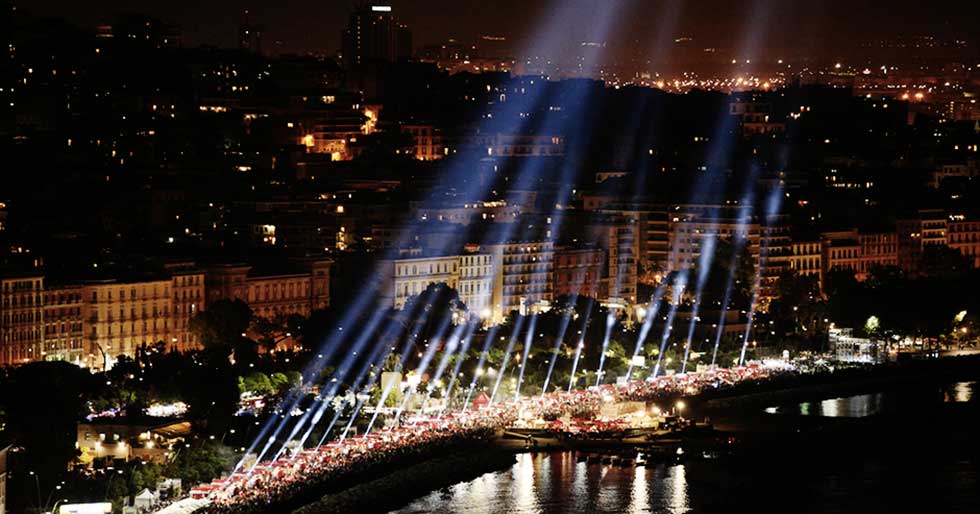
[200,410,513,514]
[618,364,778,402]
[515,364,780,426]
[169,364,789,514]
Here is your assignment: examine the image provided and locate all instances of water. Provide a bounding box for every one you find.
[767,380,977,417]
[391,381,980,514]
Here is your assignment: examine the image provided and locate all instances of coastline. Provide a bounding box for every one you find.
[694,354,980,434]
[276,355,980,513]
[293,447,516,514]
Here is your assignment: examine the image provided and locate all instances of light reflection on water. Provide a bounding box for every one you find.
[628,465,648,514]
[388,382,980,514]
[767,381,978,418]
[390,452,690,514]
[769,392,884,417]
[946,381,976,403]
[514,447,535,511]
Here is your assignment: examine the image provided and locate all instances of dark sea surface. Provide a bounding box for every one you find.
[391,381,980,514]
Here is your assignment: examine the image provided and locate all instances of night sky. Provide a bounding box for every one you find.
[20,0,980,60]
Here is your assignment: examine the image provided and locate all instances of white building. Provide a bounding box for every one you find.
[378,255,460,311]
[483,240,555,319]
[458,253,494,317]
[829,328,884,363]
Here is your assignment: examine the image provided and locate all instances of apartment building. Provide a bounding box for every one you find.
[484,240,555,318]
[553,246,605,300]
[205,259,331,320]
[41,284,85,364]
[83,278,173,370]
[0,273,44,365]
[788,241,823,288]
[377,254,461,310]
[1,259,330,368]
[947,216,980,268]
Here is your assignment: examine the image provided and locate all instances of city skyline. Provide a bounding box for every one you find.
[17,0,980,64]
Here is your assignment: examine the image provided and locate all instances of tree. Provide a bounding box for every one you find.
[825,269,863,328]
[164,441,230,486]
[865,265,904,290]
[175,357,240,431]
[239,372,275,396]
[269,372,295,392]
[602,340,630,377]
[1,362,88,479]
[403,282,467,317]
[251,313,305,353]
[368,382,401,408]
[765,270,829,344]
[864,315,881,337]
[920,246,973,279]
[190,299,253,349]
[951,310,978,347]
[132,462,163,492]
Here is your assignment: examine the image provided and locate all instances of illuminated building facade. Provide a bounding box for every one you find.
[587,216,639,305]
[947,217,980,268]
[82,278,173,370]
[294,91,367,161]
[598,203,670,284]
[41,284,84,364]
[730,96,785,136]
[788,241,823,288]
[829,327,885,364]
[0,273,44,365]
[377,252,494,316]
[759,217,792,304]
[458,253,495,318]
[77,419,191,466]
[400,124,444,161]
[858,232,899,276]
[897,209,948,274]
[821,232,862,276]
[2,260,330,368]
[816,229,898,282]
[206,259,332,320]
[484,240,555,317]
[377,254,460,310]
[417,200,523,226]
[169,269,205,353]
[553,246,604,299]
[667,213,761,274]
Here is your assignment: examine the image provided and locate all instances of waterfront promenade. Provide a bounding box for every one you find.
[160,354,980,514]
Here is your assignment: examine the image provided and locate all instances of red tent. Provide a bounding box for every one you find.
[473,391,491,408]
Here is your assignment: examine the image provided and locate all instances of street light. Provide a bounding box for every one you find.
[44,484,64,513]
[29,471,41,510]
[51,498,69,514]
